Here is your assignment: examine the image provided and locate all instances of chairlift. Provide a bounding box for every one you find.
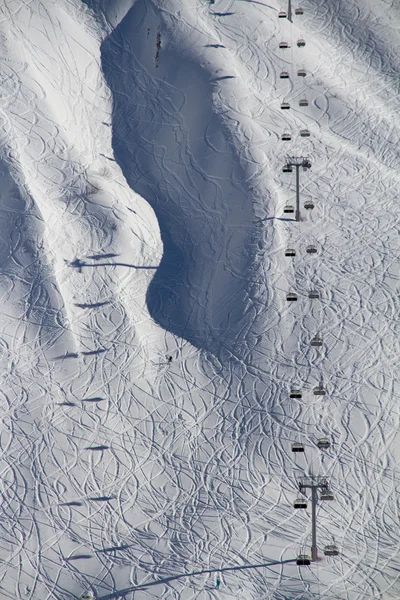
[313,386,326,396]
[280,71,290,79]
[286,293,298,301]
[299,98,309,107]
[285,248,296,257]
[282,133,292,141]
[283,165,293,173]
[296,554,311,565]
[304,201,314,210]
[297,39,306,47]
[300,129,310,137]
[278,10,287,18]
[310,337,323,347]
[292,442,305,452]
[308,290,319,299]
[294,498,308,509]
[306,245,317,254]
[281,102,291,109]
[302,159,312,169]
[317,438,330,450]
[324,544,339,556]
[295,7,304,15]
[279,42,290,48]
[283,205,295,213]
[320,489,334,501]
[289,388,302,398]
[297,69,307,77]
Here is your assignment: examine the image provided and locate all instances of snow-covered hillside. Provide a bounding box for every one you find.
[0,0,400,598]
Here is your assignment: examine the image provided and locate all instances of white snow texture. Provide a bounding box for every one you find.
[0,0,399,598]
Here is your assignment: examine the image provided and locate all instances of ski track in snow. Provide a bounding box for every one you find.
[0,0,399,598]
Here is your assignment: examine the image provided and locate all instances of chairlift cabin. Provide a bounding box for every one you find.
[279,42,290,49]
[324,544,339,556]
[294,498,308,509]
[281,102,291,109]
[320,489,334,501]
[283,165,293,173]
[295,7,304,15]
[289,388,302,398]
[292,442,304,452]
[317,438,330,450]
[304,201,314,210]
[297,69,307,77]
[280,71,290,79]
[308,290,320,299]
[285,248,296,257]
[284,205,295,213]
[278,10,287,18]
[296,554,311,565]
[286,293,298,301]
[306,245,317,254]
[313,386,326,396]
[299,98,309,107]
[310,337,323,347]
[282,133,292,141]
[300,129,310,137]
[297,39,306,47]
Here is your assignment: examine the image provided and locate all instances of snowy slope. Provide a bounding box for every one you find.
[0,0,400,598]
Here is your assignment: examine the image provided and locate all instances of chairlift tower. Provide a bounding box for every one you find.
[287,0,292,22]
[298,476,333,561]
[284,157,311,221]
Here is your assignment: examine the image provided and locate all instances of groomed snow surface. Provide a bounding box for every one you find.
[0,0,400,598]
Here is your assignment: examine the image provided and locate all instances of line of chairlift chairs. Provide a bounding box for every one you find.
[284,245,317,256]
[292,440,339,564]
[277,5,338,567]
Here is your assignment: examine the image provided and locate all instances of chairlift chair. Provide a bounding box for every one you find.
[286,293,298,301]
[304,201,314,210]
[317,438,330,450]
[285,248,296,257]
[280,71,290,79]
[292,442,305,452]
[294,498,308,509]
[310,337,323,347]
[279,42,290,48]
[281,102,291,109]
[289,388,302,398]
[320,489,334,501]
[297,39,306,47]
[306,245,317,254]
[324,544,339,556]
[296,554,311,565]
[283,205,295,213]
[297,69,307,77]
[278,10,287,17]
[299,98,309,107]
[282,133,292,141]
[313,386,326,396]
[302,159,312,169]
[283,165,293,173]
[308,290,320,299]
[295,7,304,15]
[300,129,310,137]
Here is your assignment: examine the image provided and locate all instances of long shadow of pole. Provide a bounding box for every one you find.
[97,559,297,599]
